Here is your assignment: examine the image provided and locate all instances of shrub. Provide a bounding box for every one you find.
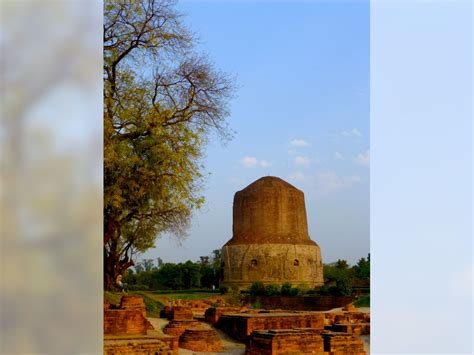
[297,283,309,295]
[251,302,261,309]
[280,282,292,296]
[219,286,229,294]
[265,284,281,296]
[226,291,244,306]
[336,277,352,296]
[289,287,300,296]
[128,284,149,291]
[318,285,330,295]
[249,281,266,296]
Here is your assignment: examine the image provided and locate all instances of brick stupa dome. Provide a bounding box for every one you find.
[221,176,324,291]
[227,176,316,246]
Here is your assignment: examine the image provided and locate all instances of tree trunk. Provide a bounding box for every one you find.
[104,246,135,291]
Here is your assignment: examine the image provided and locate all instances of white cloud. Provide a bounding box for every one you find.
[239,156,272,168]
[315,172,362,194]
[288,171,363,194]
[240,156,258,168]
[294,155,311,167]
[334,152,344,160]
[340,129,363,138]
[288,171,308,183]
[289,139,309,147]
[351,129,363,137]
[355,150,370,166]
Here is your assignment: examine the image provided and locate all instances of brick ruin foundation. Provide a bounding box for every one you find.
[104,295,178,355]
[203,306,368,354]
[247,328,365,355]
[217,311,325,341]
[247,328,325,355]
[179,328,223,352]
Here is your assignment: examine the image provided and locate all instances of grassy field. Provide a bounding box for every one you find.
[353,295,370,308]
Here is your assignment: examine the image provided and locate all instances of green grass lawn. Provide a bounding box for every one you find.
[152,292,218,300]
[353,295,370,308]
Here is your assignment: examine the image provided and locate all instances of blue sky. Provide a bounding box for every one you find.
[143,0,369,265]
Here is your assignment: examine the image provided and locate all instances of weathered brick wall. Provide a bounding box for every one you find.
[204,306,244,325]
[104,339,173,355]
[219,312,324,341]
[170,306,194,320]
[243,295,354,311]
[247,329,325,355]
[104,310,149,336]
[322,331,365,354]
[163,320,203,337]
[179,328,222,352]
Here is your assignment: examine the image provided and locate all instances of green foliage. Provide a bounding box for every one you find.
[251,302,261,309]
[219,286,229,294]
[289,287,300,296]
[103,0,235,289]
[128,284,149,291]
[133,292,165,318]
[280,282,292,296]
[265,284,281,296]
[123,250,222,291]
[353,254,370,279]
[336,277,352,296]
[226,291,244,306]
[249,282,266,296]
[104,291,164,317]
[318,285,330,296]
[336,259,349,269]
[353,295,370,308]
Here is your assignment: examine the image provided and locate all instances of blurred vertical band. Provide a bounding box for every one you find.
[0,1,103,353]
[371,0,472,353]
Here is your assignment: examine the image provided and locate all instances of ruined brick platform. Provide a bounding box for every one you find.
[163,319,203,337]
[219,311,324,341]
[246,328,325,355]
[322,331,365,354]
[168,306,194,320]
[204,306,247,325]
[104,296,153,336]
[179,328,222,352]
[104,295,177,354]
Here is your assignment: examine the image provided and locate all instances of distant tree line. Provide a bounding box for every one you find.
[124,252,370,296]
[123,250,222,290]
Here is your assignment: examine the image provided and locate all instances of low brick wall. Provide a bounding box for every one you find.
[179,328,222,352]
[163,319,203,337]
[104,309,150,336]
[204,307,245,325]
[243,295,354,311]
[219,312,325,341]
[246,328,325,355]
[322,331,365,354]
[104,338,174,355]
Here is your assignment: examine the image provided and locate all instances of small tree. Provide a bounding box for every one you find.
[265,284,280,296]
[280,282,292,296]
[249,281,266,296]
